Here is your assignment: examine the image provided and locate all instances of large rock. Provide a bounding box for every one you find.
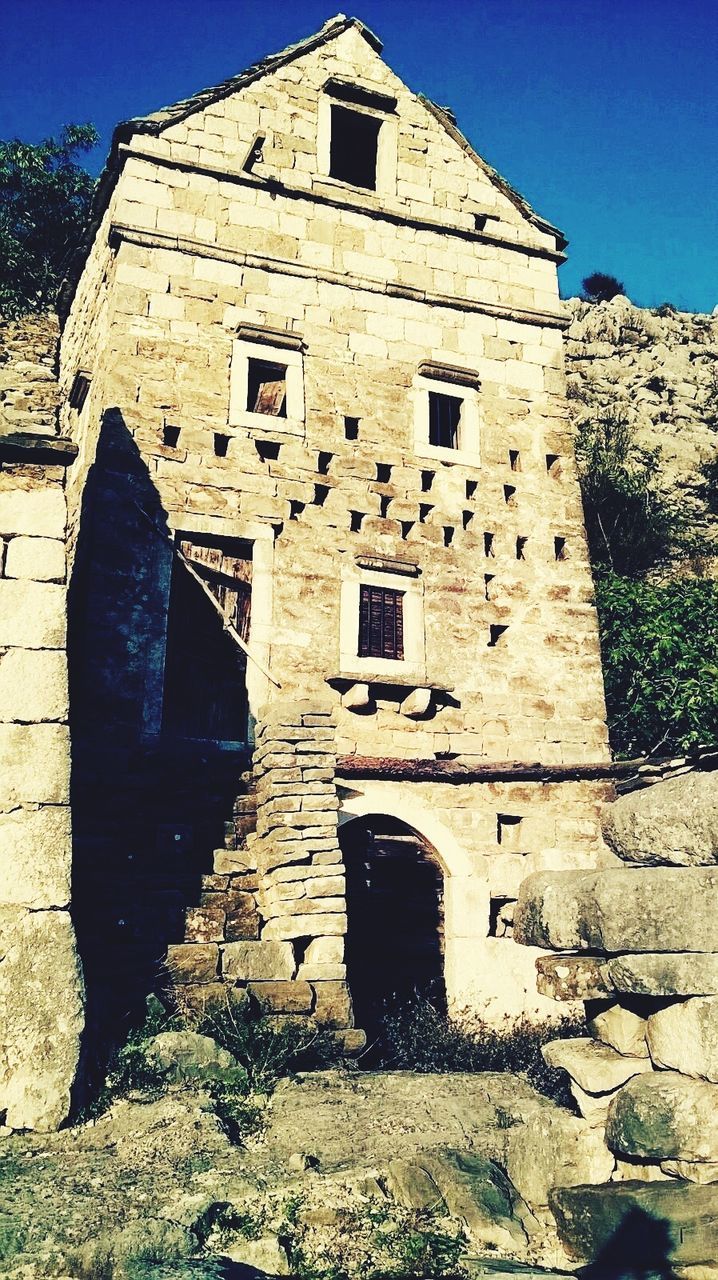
[504,1107,614,1208]
[603,771,718,866]
[551,1179,718,1267]
[535,953,612,1001]
[144,1031,241,1084]
[589,1003,649,1058]
[647,998,718,1081]
[0,906,84,1130]
[416,1150,531,1253]
[606,1072,718,1162]
[607,953,718,996]
[516,868,718,953]
[543,1037,652,1094]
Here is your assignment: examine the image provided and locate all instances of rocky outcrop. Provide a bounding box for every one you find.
[565,295,718,545]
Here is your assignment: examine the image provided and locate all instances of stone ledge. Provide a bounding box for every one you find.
[0,433,77,466]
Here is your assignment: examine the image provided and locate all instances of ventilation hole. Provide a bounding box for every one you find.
[474,213,488,232]
[379,495,391,518]
[497,813,523,846]
[376,462,392,483]
[484,532,495,557]
[314,484,329,507]
[419,504,433,524]
[214,433,230,457]
[318,451,332,475]
[290,500,305,520]
[546,453,561,477]
[255,439,280,462]
[443,526,454,547]
[484,573,495,600]
[554,536,567,561]
[163,424,181,447]
[509,449,521,472]
[489,896,516,938]
[421,470,434,492]
[465,479,478,499]
[243,132,266,174]
[488,624,508,647]
[344,416,359,440]
[400,520,414,540]
[69,371,91,411]
[516,536,528,560]
[350,510,364,532]
[462,510,473,530]
[504,484,517,505]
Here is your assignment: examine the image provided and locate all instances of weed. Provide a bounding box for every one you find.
[194,1000,334,1093]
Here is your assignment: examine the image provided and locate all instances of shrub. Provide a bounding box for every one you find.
[574,410,681,574]
[194,999,334,1093]
[371,994,581,1109]
[596,570,718,756]
[581,271,626,303]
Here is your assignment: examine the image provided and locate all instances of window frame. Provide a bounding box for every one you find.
[317,93,397,198]
[229,337,305,436]
[339,561,425,680]
[412,371,481,466]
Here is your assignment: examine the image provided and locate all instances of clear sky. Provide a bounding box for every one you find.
[1,0,716,311]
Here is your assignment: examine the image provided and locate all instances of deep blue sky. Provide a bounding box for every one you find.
[1,0,716,311]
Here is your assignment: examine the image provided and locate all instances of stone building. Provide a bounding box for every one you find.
[2,15,614,1128]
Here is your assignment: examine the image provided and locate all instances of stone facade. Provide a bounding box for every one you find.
[2,17,621,1125]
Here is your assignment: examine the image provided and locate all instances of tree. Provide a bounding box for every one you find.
[581,271,625,303]
[0,124,99,318]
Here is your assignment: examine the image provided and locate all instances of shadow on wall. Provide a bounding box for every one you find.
[67,409,250,1100]
[578,1207,678,1279]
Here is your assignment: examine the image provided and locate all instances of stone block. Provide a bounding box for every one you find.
[311,980,353,1029]
[646,998,718,1081]
[262,913,347,941]
[165,943,219,984]
[505,1108,614,1209]
[536,954,612,1002]
[542,1037,652,1094]
[174,982,250,1022]
[221,939,295,981]
[386,1158,447,1212]
[0,488,66,538]
[248,981,313,1013]
[603,771,718,866]
[400,687,432,718]
[606,953,718,997]
[0,724,70,804]
[4,536,65,582]
[589,1003,649,1059]
[607,1072,718,1162]
[516,868,718,953]
[304,936,344,965]
[0,579,66,648]
[550,1180,718,1267]
[0,805,71,908]
[225,893,260,941]
[0,648,68,722]
[0,906,83,1130]
[184,903,225,943]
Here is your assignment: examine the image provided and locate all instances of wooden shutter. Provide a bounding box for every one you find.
[358,585,404,660]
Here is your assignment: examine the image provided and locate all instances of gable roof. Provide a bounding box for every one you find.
[59,14,564,322]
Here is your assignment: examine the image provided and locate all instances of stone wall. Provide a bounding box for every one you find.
[0,452,83,1131]
[0,314,59,437]
[515,770,718,1273]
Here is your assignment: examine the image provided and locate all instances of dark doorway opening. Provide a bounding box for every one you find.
[340,814,445,1035]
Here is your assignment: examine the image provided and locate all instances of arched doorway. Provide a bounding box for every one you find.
[339,814,446,1033]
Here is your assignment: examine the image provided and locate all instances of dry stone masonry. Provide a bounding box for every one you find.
[515,764,718,1275]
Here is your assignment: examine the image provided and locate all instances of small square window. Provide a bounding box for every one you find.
[358,584,404,660]
[330,105,381,190]
[428,391,462,450]
[246,359,287,417]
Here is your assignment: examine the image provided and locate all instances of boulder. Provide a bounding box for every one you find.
[589,1003,649,1058]
[0,906,84,1130]
[606,1072,718,1162]
[543,1038,652,1095]
[417,1150,531,1253]
[603,772,718,866]
[144,1031,242,1085]
[662,1160,718,1185]
[536,953,612,1001]
[647,997,718,1081]
[225,1235,291,1274]
[504,1108,614,1209]
[607,953,718,997]
[516,868,718,953]
[550,1180,718,1267]
[385,1158,446,1212]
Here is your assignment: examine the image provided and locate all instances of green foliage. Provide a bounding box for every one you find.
[595,570,718,756]
[371,1212,467,1279]
[195,1000,334,1093]
[0,123,98,317]
[581,271,626,303]
[372,995,581,1109]
[575,410,681,574]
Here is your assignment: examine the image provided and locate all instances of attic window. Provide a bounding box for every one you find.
[330,104,381,190]
[247,359,287,417]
